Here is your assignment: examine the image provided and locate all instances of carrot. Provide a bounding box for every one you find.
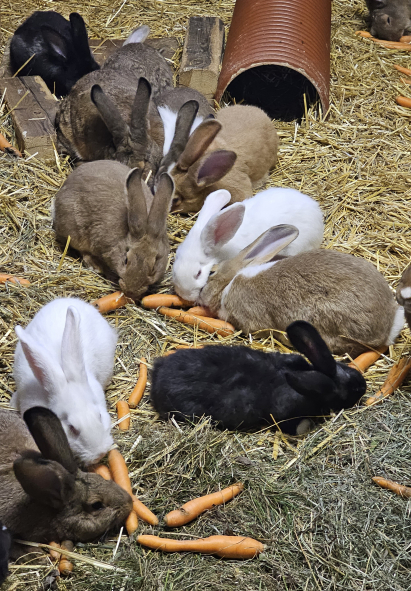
[400,35,411,43]
[372,476,411,498]
[49,541,61,561]
[394,64,411,75]
[348,346,387,373]
[355,30,373,38]
[59,540,74,575]
[0,273,30,286]
[396,95,411,108]
[137,534,264,559]
[164,483,244,527]
[0,131,22,157]
[400,77,411,84]
[164,344,204,356]
[365,356,411,405]
[158,307,235,338]
[374,40,411,50]
[108,449,138,534]
[116,400,130,430]
[187,306,218,318]
[128,357,147,408]
[125,510,139,535]
[132,495,159,526]
[91,291,132,313]
[141,294,192,309]
[88,464,112,480]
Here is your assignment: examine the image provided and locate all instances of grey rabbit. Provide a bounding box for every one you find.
[365,0,411,40]
[0,407,132,545]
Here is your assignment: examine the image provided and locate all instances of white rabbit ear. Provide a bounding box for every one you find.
[15,325,65,395]
[123,25,150,45]
[60,307,87,383]
[242,224,299,267]
[200,203,245,256]
[195,189,232,230]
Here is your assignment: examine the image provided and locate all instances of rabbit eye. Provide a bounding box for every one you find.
[195,270,202,280]
[68,424,80,437]
[90,501,105,511]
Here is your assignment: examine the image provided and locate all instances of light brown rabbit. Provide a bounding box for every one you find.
[52,160,174,301]
[396,263,411,329]
[199,225,404,357]
[0,407,132,544]
[164,104,279,213]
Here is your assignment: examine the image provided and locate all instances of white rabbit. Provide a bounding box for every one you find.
[172,187,324,302]
[11,298,117,466]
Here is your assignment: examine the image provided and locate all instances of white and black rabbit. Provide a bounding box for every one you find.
[12,298,117,466]
[10,11,99,97]
[150,320,367,434]
[0,407,132,545]
[0,523,11,585]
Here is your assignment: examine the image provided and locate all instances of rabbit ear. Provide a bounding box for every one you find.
[148,172,174,236]
[15,325,65,396]
[129,78,151,161]
[201,203,245,256]
[23,407,77,474]
[91,85,129,150]
[69,12,92,60]
[176,119,222,171]
[123,25,150,45]
[196,150,237,188]
[14,451,75,510]
[60,307,87,384]
[284,371,335,400]
[240,225,299,267]
[41,26,69,61]
[286,321,337,379]
[125,167,148,237]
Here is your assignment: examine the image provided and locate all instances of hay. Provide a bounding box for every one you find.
[1,0,411,590]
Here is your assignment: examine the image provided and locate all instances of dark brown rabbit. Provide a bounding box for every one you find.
[396,263,411,328]
[365,0,411,40]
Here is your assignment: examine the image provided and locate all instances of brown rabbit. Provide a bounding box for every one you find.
[199,225,404,357]
[396,263,411,328]
[0,407,132,544]
[366,0,411,41]
[52,161,174,301]
[164,104,279,213]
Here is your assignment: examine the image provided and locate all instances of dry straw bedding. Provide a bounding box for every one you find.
[0,0,411,590]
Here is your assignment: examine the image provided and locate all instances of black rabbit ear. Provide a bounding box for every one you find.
[284,371,335,400]
[23,407,77,474]
[91,85,129,150]
[70,13,95,64]
[42,26,69,61]
[286,321,336,379]
[14,451,75,511]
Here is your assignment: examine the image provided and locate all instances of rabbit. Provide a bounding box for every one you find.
[0,523,11,585]
[365,0,411,41]
[198,225,405,358]
[9,11,99,98]
[172,186,324,302]
[11,298,117,466]
[150,320,367,434]
[396,263,411,329]
[162,103,279,213]
[0,406,132,545]
[52,161,174,301]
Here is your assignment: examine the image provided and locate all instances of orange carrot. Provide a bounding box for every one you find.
[355,30,373,38]
[132,495,159,526]
[396,95,411,108]
[175,344,204,350]
[88,464,112,480]
[116,400,130,430]
[372,476,411,498]
[91,291,132,313]
[59,540,74,575]
[164,483,244,527]
[348,346,387,373]
[187,306,218,318]
[394,64,411,75]
[373,39,411,49]
[137,534,264,559]
[125,510,139,535]
[0,131,22,157]
[128,357,147,408]
[141,294,192,309]
[0,273,30,286]
[108,449,138,534]
[400,35,411,43]
[49,541,61,561]
[365,356,411,405]
[158,307,235,338]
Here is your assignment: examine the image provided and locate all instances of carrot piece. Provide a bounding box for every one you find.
[396,95,411,108]
[164,483,244,527]
[141,294,192,309]
[348,346,387,373]
[137,534,264,559]
[116,400,130,430]
[394,64,411,75]
[0,273,30,286]
[59,540,74,575]
[88,464,112,480]
[355,30,373,38]
[400,35,411,43]
[365,356,411,405]
[49,541,61,561]
[125,510,139,534]
[187,306,218,318]
[373,39,411,49]
[158,307,235,338]
[128,357,147,408]
[91,291,132,313]
[175,344,203,350]
[132,495,159,526]
[108,449,133,495]
[372,476,411,498]
[0,131,22,157]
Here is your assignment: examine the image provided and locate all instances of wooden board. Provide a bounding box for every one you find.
[179,17,225,100]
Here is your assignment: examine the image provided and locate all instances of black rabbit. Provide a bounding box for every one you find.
[10,11,99,97]
[150,321,367,434]
[0,523,11,585]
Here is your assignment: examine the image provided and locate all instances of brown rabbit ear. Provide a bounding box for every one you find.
[196,150,237,188]
[148,172,174,237]
[14,451,76,510]
[91,85,129,150]
[126,167,148,237]
[176,119,222,171]
[241,224,299,267]
[129,78,151,161]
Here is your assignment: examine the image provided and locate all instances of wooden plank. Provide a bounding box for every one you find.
[89,37,179,66]
[178,17,225,101]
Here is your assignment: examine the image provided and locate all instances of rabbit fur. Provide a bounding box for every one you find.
[396,263,411,329]
[9,11,99,98]
[199,225,404,357]
[0,407,132,544]
[366,0,411,41]
[52,161,174,301]
[172,187,324,302]
[165,104,279,213]
[12,298,117,466]
[150,320,367,434]
[0,523,11,585]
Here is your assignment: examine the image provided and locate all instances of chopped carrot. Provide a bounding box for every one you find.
[137,534,264,559]
[125,510,139,535]
[372,476,411,498]
[0,273,30,286]
[141,294,192,309]
[365,357,411,405]
[374,40,411,50]
[128,357,147,408]
[158,307,235,337]
[164,483,244,527]
[400,35,411,43]
[394,64,411,75]
[164,344,204,356]
[49,541,61,561]
[92,291,132,313]
[187,306,218,318]
[396,95,411,108]
[108,449,138,535]
[88,464,112,480]
[348,346,387,373]
[116,400,130,430]
[0,131,22,157]
[59,540,74,575]
[132,495,159,526]
[355,30,372,38]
